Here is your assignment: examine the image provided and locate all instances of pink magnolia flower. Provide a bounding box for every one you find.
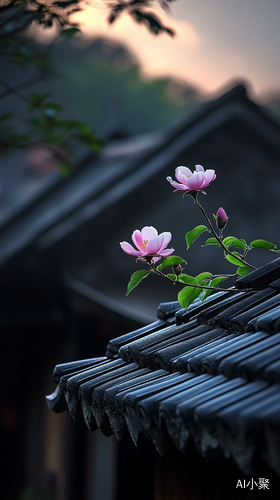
[166,164,216,196]
[216,207,228,230]
[120,226,174,263]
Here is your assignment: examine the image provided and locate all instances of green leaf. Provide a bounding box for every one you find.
[203,237,221,247]
[237,266,251,277]
[61,27,81,38]
[132,9,175,36]
[249,239,277,250]
[202,276,227,302]
[28,93,50,112]
[185,225,208,249]
[210,276,227,287]
[200,288,214,303]
[0,113,14,122]
[186,287,203,308]
[178,285,197,308]
[195,272,213,283]
[42,103,62,117]
[126,270,150,296]
[178,274,197,285]
[223,236,246,250]
[158,255,185,270]
[167,274,176,280]
[60,119,78,131]
[59,162,71,175]
[226,252,247,267]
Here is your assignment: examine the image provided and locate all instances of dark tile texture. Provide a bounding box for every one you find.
[47,258,280,476]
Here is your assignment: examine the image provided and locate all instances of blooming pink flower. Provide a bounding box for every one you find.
[166,165,216,196]
[120,226,174,263]
[216,207,228,230]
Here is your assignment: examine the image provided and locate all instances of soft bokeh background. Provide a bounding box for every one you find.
[1,0,280,215]
[1,2,280,500]
[73,0,280,98]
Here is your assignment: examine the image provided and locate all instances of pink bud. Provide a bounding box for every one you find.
[216,207,228,230]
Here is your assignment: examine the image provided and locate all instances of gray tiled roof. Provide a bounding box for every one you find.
[46,257,280,475]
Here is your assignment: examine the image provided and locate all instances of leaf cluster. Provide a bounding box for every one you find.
[0,92,102,171]
[157,255,229,308]
[0,0,177,172]
[0,1,101,171]
[186,224,279,276]
[177,273,226,309]
[108,0,175,36]
[0,0,82,40]
[125,219,279,312]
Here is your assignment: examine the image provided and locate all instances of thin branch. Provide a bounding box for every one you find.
[0,75,44,100]
[0,14,36,39]
[1,139,70,164]
[0,0,19,12]
[150,262,253,293]
[0,4,26,29]
[193,196,256,270]
[0,76,31,103]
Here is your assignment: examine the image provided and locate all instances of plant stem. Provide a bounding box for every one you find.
[193,196,256,270]
[150,263,252,293]
[0,75,44,101]
[0,77,30,103]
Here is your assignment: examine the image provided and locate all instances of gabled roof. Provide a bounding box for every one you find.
[0,83,279,268]
[47,257,280,475]
[1,82,280,323]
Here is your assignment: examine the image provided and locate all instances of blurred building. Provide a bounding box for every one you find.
[1,83,280,499]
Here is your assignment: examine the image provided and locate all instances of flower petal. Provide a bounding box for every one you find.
[166,177,187,191]
[158,231,172,250]
[146,234,164,255]
[186,171,205,191]
[151,256,161,263]
[158,248,174,257]
[175,166,192,183]
[217,207,227,222]
[141,226,158,241]
[132,230,144,251]
[200,169,216,188]
[120,241,143,256]
[195,164,204,172]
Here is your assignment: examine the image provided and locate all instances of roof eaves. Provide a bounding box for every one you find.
[46,279,280,474]
[1,85,279,266]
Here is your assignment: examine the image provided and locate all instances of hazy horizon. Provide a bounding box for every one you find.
[69,0,280,100]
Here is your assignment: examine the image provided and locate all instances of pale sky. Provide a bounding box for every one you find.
[71,0,280,99]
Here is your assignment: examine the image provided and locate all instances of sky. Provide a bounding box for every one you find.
[71,0,280,99]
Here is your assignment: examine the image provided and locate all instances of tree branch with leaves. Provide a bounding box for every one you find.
[120,165,279,308]
[0,0,175,171]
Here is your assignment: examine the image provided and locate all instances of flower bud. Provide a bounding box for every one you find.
[216,207,228,230]
[172,264,182,276]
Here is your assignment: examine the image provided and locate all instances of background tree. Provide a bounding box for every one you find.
[0,0,176,171]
